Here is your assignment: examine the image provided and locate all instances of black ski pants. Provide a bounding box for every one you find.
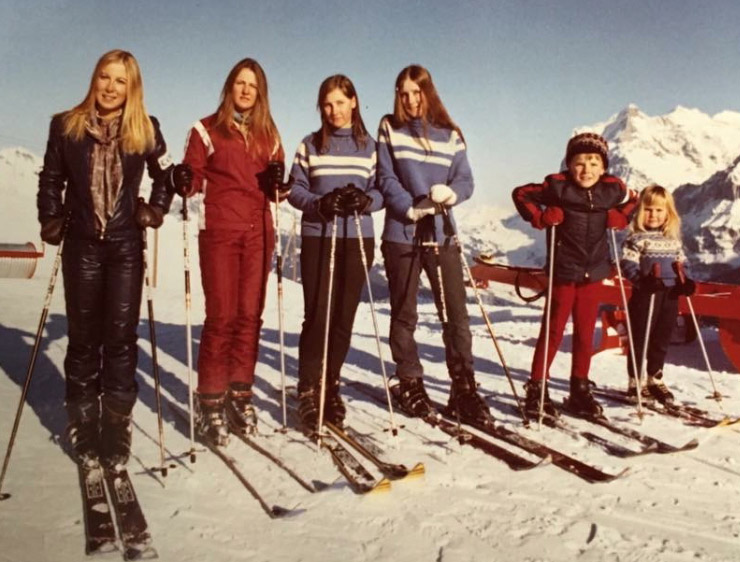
[627,287,679,379]
[62,236,143,412]
[297,235,374,393]
[381,240,474,382]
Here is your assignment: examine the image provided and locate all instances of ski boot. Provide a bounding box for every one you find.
[626,377,650,400]
[297,389,320,434]
[196,393,230,446]
[646,371,674,404]
[565,378,603,418]
[394,376,435,418]
[523,379,560,420]
[323,382,346,427]
[100,394,134,470]
[447,372,492,425]
[226,383,258,436]
[65,396,101,464]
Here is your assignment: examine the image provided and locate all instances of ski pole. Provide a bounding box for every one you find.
[638,263,661,391]
[673,262,725,405]
[609,229,645,418]
[0,221,68,501]
[538,226,556,430]
[273,182,288,431]
[181,196,197,462]
[316,216,338,446]
[353,211,399,437]
[441,209,529,426]
[141,225,171,477]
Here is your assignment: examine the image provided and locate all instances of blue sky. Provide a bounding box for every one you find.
[1,0,739,206]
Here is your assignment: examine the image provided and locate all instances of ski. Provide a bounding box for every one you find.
[325,422,425,481]
[168,404,298,519]
[230,430,327,493]
[347,381,549,471]
[309,428,392,494]
[500,401,657,458]
[432,401,629,483]
[540,414,658,458]
[103,467,157,561]
[78,460,117,555]
[561,400,699,454]
[592,387,738,428]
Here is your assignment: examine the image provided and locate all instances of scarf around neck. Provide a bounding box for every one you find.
[86,111,123,235]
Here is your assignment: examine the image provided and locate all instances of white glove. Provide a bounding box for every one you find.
[430,183,457,206]
[405,197,440,222]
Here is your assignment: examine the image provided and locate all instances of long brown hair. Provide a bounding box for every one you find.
[392,64,463,142]
[213,58,281,160]
[62,49,154,154]
[313,74,368,154]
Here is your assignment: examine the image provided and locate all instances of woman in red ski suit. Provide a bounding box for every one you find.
[182,58,284,444]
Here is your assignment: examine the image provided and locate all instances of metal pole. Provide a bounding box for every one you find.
[316,217,338,445]
[0,232,66,500]
[538,226,556,430]
[353,211,399,436]
[181,197,196,462]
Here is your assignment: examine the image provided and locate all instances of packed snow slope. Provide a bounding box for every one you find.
[1,148,739,562]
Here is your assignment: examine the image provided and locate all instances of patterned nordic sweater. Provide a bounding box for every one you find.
[287,127,382,238]
[620,229,688,288]
[376,116,473,244]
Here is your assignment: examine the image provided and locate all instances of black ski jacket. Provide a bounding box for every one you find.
[512,173,636,284]
[37,114,174,241]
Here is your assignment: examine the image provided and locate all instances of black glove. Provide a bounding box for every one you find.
[40,216,65,245]
[674,277,696,296]
[135,198,164,229]
[170,164,193,197]
[341,184,373,215]
[317,188,346,221]
[641,273,665,294]
[265,161,292,201]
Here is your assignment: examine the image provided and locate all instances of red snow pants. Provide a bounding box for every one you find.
[197,219,274,394]
[530,280,602,381]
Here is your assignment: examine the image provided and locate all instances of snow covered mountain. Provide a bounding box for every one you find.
[674,155,740,283]
[577,104,740,191]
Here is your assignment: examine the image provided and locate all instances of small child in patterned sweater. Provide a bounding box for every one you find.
[620,184,696,403]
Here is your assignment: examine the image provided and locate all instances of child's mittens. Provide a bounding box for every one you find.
[641,273,665,294]
[606,209,629,230]
[674,277,696,296]
[429,184,457,206]
[532,206,564,229]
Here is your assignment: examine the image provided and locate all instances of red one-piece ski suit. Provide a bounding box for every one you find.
[183,114,283,394]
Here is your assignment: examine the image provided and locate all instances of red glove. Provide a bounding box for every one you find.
[607,209,629,230]
[532,206,564,229]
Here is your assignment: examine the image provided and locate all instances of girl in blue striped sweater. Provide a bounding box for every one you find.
[620,184,696,403]
[377,64,490,424]
[287,75,383,430]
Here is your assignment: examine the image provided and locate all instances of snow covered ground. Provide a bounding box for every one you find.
[1,189,740,562]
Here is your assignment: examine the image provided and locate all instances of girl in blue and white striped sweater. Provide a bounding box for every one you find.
[287,75,383,430]
[620,184,696,403]
[377,64,490,424]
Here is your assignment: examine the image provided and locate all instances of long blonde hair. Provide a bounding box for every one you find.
[631,184,681,240]
[62,49,154,154]
[213,58,281,160]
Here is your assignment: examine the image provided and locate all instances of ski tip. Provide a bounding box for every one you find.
[368,478,392,494]
[407,463,426,478]
[271,505,306,518]
[311,480,331,492]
